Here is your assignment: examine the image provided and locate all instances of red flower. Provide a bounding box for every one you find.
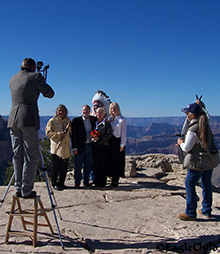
[90,130,100,138]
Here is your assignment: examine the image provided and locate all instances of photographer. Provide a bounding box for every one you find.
[7,58,54,198]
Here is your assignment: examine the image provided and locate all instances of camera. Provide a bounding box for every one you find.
[36,61,50,80]
[36,61,44,72]
[37,61,49,72]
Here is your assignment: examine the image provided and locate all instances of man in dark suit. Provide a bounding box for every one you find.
[7,58,54,198]
[71,105,96,187]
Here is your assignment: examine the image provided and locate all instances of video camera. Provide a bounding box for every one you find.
[36,61,49,80]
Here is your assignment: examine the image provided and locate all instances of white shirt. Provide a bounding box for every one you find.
[108,115,126,147]
[180,130,198,153]
[95,118,106,129]
[82,116,92,143]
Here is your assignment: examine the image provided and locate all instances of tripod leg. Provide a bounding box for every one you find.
[39,148,64,249]
[0,172,15,208]
[44,170,62,220]
[43,170,64,249]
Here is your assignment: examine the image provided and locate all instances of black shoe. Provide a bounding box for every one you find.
[15,191,22,197]
[95,184,106,188]
[23,191,36,199]
[84,182,93,187]
[61,185,68,189]
[110,182,118,187]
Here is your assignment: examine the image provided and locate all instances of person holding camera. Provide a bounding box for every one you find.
[7,58,54,198]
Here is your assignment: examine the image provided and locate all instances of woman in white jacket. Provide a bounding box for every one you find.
[45,104,71,190]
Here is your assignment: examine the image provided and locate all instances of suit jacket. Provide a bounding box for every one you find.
[95,121,112,146]
[7,70,54,129]
[71,115,97,154]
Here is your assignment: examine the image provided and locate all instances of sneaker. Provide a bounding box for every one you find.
[74,184,80,189]
[53,185,63,191]
[23,191,36,199]
[198,209,212,219]
[177,213,197,221]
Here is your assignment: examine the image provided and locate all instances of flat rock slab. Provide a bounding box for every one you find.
[0,172,220,253]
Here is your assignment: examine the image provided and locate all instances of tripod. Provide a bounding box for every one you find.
[0,149,64,249]
[39,148,64,249]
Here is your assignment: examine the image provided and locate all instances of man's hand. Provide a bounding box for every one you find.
[73,149,78,155]
[93,136,99,141]
[195,99,203,108]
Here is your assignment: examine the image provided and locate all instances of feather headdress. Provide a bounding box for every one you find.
[92,90,111,116]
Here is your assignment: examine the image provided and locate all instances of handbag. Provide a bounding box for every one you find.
[178,146,186,164]
[201,150,220,169]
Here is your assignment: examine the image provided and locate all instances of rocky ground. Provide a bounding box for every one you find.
[0,154,220,254]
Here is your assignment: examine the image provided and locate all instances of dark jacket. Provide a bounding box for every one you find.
[71,115,97,154]
[95,121,112,146]
[7,70,54,129]
[183,120,219,170]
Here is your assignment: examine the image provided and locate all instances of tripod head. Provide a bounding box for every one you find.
[36,61,50,81]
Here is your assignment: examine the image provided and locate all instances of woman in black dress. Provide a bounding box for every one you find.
[91,107,112,187]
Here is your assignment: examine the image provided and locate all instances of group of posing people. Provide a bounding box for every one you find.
[45,98,126,190]
[7,57,219,222]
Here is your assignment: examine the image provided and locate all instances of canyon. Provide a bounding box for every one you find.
[1,115,220,184]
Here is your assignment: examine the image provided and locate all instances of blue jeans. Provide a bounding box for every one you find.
[185,168,213,218]
[10,127,39,197]
[74,145,92,185]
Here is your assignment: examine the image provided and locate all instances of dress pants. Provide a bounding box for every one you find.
[10,127,39,197]
[51,154,69,187]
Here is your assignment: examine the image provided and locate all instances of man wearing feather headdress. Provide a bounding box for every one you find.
[92,90,111,117]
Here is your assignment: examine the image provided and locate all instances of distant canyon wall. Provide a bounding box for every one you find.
[1,115,220,182]
[0,115,12,184]
[0,116,12,162]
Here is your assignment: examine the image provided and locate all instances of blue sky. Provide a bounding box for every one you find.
[0,0,219,117]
